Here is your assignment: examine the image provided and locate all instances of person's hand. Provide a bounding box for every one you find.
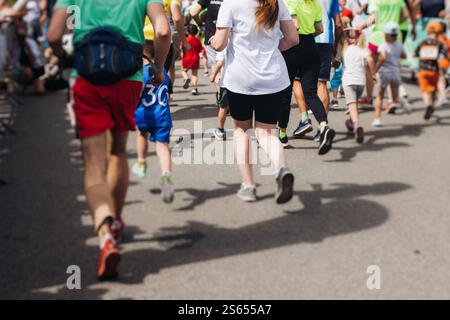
[209,74,216,84]
[182,41,191,52]
[208,35,216,49]
[332,58,341,69]
[151,70,165,86]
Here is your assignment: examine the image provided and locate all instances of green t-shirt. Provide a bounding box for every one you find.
[285,0,322,35]
[368,0,406,46]
[54,0,163,82]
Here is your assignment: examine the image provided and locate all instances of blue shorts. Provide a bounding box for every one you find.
[135,107,172,143]
[139,126,171,143]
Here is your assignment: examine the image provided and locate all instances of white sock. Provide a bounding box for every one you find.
[99,232,115,249]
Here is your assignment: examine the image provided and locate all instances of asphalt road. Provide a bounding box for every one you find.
[1,71,450,299]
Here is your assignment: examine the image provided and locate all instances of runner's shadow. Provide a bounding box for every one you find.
[327,118,450,163]
[115,181,409,285]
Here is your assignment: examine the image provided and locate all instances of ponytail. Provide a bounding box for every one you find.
[255,0,279,30]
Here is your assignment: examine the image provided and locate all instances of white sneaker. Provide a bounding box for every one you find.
[371,118,382,127]
[237,184,257,202]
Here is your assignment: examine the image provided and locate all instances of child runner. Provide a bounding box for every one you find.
[182,24,202,95]
[132,59,175,204]
[342,28,367,143]
[372,22,407,127]
[210,49,229,141]
[415,21,448,120]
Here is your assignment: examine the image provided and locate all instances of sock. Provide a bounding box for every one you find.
[161,171,171,177]
[138,158,146,164]
[279,130,287,139]
[301,112,309,122]
[99,232,115,249]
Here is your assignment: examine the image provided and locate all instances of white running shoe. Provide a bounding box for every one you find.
[371,118,383,127]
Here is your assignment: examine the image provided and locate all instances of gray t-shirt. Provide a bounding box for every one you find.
[378,41,406,74]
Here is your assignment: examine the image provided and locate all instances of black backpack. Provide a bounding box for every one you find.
[74,27,143,86]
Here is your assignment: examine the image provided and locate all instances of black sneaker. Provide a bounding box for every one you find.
[279,132,289,148]
[213,128,226,141]
[424,106,434,120]
[345,119,354,133]
[318,126,335,155]
[293,119,313,137]
[275,167,294,204]
[355,126,364,144]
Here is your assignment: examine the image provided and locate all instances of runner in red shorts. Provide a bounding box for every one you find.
[49,0,171,281]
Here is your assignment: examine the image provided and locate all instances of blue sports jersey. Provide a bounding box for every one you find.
[135,65,173,131]
[315,0,340,44]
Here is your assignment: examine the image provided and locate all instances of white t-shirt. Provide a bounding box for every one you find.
[216,0,292,95]
[342,45,367,86]
[378,41,406,74]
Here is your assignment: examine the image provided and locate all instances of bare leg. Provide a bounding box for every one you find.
[218,107,228,129]
[293,80,308,114]
[317,80,330,113]
[233,119,254,185]
[137,133,149,163]
[255,122,286,173]
[82,133,114,236]
[375,85,386,120]
[106,131,129,222]
[348,102,359,125]
[191,68,199,88]
[156,141,172,174]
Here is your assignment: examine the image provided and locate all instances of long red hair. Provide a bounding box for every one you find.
[255,0,279,30]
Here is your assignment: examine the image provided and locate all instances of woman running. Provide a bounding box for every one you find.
[209,0,298,203]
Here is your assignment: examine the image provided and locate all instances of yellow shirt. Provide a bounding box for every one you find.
[144,0,181,40]
[285,0,323,35]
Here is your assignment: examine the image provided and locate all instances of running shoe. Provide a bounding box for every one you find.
[192,88,199,95]
[331,99,339,109]
[401,98,413,114]
[357,97,373,106]
[182,78,191,89]
[161,174,175,204]
[424,106,434,120]
[318,126,335,155]
[438,96,449,107]
[213,128,226,141]
[97,236,121,281]
[355,126,364,144]
[385,102,398,114]
[111,218,125,243]
[279,131,289,148]
[203,71,209,77]
[132,162,148,179]
[275,167,294,204]
[371,118,382,127]
[345,119,354,133]
[293,119,313,137]
[237,184,257,202]
[313,129,321,142]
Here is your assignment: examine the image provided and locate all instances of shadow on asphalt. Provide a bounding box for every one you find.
[108,181,409,287]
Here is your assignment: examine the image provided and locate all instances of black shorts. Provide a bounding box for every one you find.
[227,90,283,125]
[316,43,333,82]
[217,87,229,108]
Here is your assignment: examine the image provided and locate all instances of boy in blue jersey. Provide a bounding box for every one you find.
[132,59,175,204]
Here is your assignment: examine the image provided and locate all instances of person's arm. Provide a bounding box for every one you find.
[333,13,343,57]
[209,27,230,51]
[358,12,375,30]
[374,50,387,73]
[48,7,68,58]
[148,2,171,85]
[171,1,190,50]
[314,22,324,36]
[279,19,299,51]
